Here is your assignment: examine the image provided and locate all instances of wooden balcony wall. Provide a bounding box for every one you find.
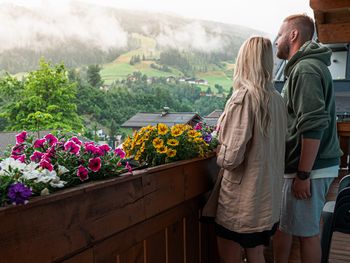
[310,0,350,44]
[0,156,220,263]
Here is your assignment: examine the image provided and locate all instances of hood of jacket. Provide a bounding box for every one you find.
[284,41,332,77]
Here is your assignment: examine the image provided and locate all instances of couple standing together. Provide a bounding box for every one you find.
[206,14,342,263]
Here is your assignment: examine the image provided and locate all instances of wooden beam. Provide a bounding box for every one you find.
[310,0,350,11]
[317,22,350,43]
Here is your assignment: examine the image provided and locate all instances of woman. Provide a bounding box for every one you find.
[214,37,287,263]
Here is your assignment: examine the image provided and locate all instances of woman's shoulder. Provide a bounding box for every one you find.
[230,88,249,105]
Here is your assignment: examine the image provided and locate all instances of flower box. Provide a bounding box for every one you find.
[0,155,219,263]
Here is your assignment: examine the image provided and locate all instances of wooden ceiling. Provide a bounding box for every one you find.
[310,0,350,43]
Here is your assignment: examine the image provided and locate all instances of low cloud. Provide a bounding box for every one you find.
[156,21,226,52]
[0,1,128,52]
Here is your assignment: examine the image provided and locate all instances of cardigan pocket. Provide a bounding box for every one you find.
[217,144,238,171]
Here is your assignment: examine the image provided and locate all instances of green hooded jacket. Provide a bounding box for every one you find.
[281,41,342,173]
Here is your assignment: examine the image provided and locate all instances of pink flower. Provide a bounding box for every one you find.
[30,151,44,163]
[39,159,54,171]
[99,144,111,154]
[194,122,202,131]
[71,137,82,146]
[11,154,26,163]
[88,157,101,172]
[44,134,58,146]
[15,131,27,144]
[33,138,46,148]
[114,148,126,159]
[126,162,132,173]
[64,141,80,155]
[85,144,102,156]
[11,144,25,156]
[77,165,89,181]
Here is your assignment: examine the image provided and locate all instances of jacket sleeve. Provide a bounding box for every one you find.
[291,72,330,139]
[217,89,253,171]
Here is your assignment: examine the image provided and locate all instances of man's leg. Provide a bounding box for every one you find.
[245,245,265,263]
[217,236,242,263]
[299,235,321,263]
[273,229,293,263]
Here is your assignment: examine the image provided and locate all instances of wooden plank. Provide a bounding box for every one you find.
[142,166,185,218]
[118,242,144,263]
[310,0,350,11]
[93,198,201,263]
[317,22,350,43]
[167,221,184,263]
[145,230,166,263]
[62,250,94,263]
[184,210,200,263]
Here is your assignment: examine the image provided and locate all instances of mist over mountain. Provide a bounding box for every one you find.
[0,1,262,73]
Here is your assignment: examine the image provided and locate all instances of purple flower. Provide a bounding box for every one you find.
[71,137,82,146]
[64,141,80,155]
[44,134,58,146]
[126,162,132,173]
[30,151,44,163]
[194,122,202,131]
[39,159,54,171]
[114,148,126,159]
[77,165,89,181]
[33,138,46,148]
[7,183,32,205]
[15,131,27,144]
[203,134,212,143]
[88,157,101,172]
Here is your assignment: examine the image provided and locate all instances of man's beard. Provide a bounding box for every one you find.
[277,44,290,60]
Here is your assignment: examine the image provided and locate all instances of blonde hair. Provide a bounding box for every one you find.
[233,36,274,136]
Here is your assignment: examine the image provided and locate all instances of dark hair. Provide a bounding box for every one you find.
[284,14,314,41]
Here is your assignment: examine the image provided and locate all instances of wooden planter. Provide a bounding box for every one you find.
[0,156,220,263]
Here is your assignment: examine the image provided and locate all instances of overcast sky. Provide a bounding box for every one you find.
[2,0,314,35]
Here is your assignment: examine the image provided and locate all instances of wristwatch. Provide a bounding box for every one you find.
[296,171,311,180]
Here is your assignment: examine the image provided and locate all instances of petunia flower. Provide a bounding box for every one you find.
[64,141,80,155]
[99,144,111,154]
[39,159,54,171]
[30,151,44,163]
[44,134,58,146]
[126,162,132,173]
[194,122,202,131]
[15,131,27,144]
[77,165,89,181]
[33,138,46,148]
[71,137,82,146]
[7,183,32,205]
[11,144,25,156]
[88,157,101,172]
[114,148,126,159]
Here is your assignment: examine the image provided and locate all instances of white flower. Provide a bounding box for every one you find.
[58,165,69,175]
[40,188,50,196]
[49,178,67,188]
[35,169,58,184]
[211,130,218,138]
[0,158,26,176]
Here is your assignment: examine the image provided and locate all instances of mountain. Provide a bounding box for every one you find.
[0,2,261,74]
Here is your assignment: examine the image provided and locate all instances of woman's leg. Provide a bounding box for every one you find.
[245,245,265,263]
[217,236,242,263]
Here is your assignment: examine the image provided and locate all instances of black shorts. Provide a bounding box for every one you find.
[215,222,278,248]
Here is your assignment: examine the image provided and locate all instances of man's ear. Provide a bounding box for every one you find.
[290,29,299,42]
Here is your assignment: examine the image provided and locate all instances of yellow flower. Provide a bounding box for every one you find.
[157,145,168,154]
[187,130,201,138]
[171,127,183,137]
[152,138,164,148]
[140,143,146,153]
[158,123,169,135]
[167,139,179,146]
[194,137,203,143]
[167,148,177,158]
[135,152,142,161]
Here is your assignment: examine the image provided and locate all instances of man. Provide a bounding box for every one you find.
[273,14,342,263]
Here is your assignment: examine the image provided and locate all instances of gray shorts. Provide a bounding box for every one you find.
[279,177,334,237]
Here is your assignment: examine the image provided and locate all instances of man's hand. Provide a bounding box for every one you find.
[292,177,311,199]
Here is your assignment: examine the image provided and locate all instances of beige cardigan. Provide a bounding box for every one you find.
[213,87,287,233]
